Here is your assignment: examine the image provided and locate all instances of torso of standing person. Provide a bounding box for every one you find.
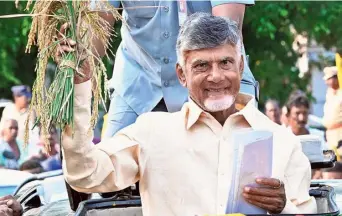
[107,0,255,115]
[323,89,342,129]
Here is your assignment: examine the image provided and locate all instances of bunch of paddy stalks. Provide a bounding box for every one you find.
[19,0,121,151]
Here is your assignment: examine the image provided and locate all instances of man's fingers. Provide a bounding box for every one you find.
[0,201,7,206]
[243,193,284,206]
[0,205,13,216]
[0,196,12,201]
[6,200,13,207]
[244,198,282,214]
[255,177,282,188]
[57,23,69,41]
[60,45,75,52]
[244,186,281,197]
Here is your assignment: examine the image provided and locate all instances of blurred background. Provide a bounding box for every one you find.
[1,2,341,117]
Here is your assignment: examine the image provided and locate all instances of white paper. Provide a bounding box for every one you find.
[226,129,273,214]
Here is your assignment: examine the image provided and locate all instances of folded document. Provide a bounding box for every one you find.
[226,129,273,214]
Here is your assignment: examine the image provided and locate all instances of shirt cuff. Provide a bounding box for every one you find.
[75,80,92,105]
[280,200,299,214]
[211,0,255,7]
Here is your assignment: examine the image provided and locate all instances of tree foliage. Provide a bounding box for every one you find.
[0,1,36,99]
[1,1,342,109]
[243,2,342,107]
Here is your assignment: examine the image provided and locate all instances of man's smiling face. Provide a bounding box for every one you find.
[177,43,243,112]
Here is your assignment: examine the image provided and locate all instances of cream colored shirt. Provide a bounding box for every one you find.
[62,81,317,215]
[323,89,342,129]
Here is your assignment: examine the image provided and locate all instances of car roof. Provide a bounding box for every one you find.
[0,169,33,187]
[0,99,12,108]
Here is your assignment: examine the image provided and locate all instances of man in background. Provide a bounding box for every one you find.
[286,93,326,139]
[31,126,61,172]
[19,159,44,174]
[264,99,281,125]
[0,86,39,156]
[0,119,28,170]
[322,66,342,151]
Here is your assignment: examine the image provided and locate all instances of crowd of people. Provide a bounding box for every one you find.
[0,85,62,174]
[263,66,342,179]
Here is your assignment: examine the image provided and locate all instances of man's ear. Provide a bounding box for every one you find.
[239,54,244,78]
[176,63,187,87]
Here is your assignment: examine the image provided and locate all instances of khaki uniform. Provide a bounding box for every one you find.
[322,89,342,150]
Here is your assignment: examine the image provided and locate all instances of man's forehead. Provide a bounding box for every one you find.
[185,44,239,63]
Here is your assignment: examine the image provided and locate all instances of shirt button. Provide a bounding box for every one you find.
[163,57,169,64]
[164,6,169,12]
[163,32,170,38]
[164,80,170,87]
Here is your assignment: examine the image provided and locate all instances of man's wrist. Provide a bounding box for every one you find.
[74,76,91,84]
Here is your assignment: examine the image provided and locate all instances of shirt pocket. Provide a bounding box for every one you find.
[123,1,157,18]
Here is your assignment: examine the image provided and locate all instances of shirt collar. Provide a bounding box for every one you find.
[184,93,257,130]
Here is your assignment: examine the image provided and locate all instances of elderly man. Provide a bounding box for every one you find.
[0,86,39,156]
[0,119,28,170]
[322,66,342,151]
[62,14,316,215]
[264,99,281,125]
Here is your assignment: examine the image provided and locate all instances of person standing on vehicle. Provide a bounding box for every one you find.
[90,1,259,138]
[322,66,342,152]
[61,14,317,214]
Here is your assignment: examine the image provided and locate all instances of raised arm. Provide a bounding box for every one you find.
[62,80,142,193]
[211,0,254,35]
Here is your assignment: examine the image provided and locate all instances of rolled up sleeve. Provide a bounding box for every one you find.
[62,81,142,193]
[281,137,317,214]
[211,0,255,7]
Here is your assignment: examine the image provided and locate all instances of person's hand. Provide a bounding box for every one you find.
[55,23,92,84]
[0,205,12,216]
[0,196,22,216]
[243,177,286,214]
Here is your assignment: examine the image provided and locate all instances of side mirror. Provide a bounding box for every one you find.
[298,135,336,169]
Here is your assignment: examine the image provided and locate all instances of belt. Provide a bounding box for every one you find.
[327,123,342,130]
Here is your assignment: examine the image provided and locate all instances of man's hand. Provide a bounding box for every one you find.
[0,196,22,216]
[55,23,92,84]
[243,178,286,214]
[0,205,12,216]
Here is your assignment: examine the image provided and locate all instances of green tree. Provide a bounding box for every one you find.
[0,1,36,99]
[1,1,342,109]
[243,2,342,107]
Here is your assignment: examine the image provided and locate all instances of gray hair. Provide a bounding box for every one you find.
[176,13,242,66]
[265,99,280,109]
